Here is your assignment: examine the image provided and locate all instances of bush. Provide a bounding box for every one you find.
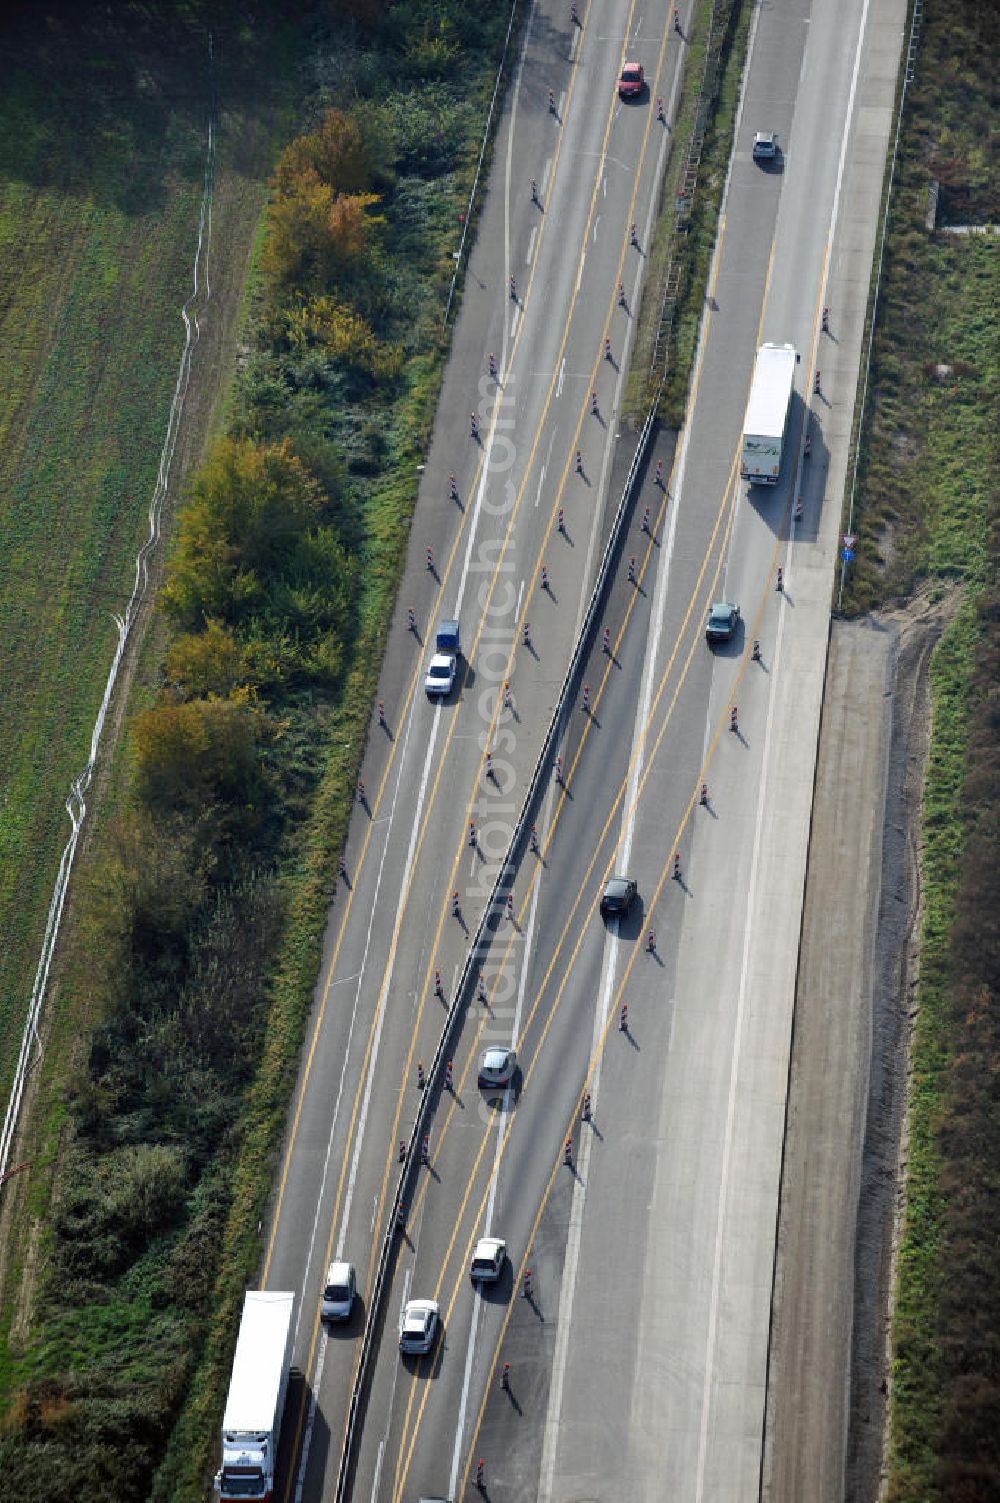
[263,174,383,293]
[273,108,370,197]
[132,694,262,817]
[164,620,247,699]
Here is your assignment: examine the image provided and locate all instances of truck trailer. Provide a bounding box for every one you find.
[215,1290,295,1503]
[741,342,797,485]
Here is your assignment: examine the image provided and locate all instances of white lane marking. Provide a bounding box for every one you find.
[603,173,607,197]
[370,1441,385,1503]
[290,698,419,1351]
[542,156,553,194]
[542,431,557,500]
[448,842,543,1499]
[558,89,567,117]
[334,705,445,1263]
[693,4,873,1497]
[538,913,614,1500]
[539,368,686,1503]
[535,464,547,509]
[302,0,541,1316]
[363,1271,409,1503]
[294,1330,328,1503]
[527,224,538,263]
[593,215,601,243]
[516,579,525,619]
[557,356,566,399]
[569,28,579,63]
[294,10,543,1487]
[539,15,724,1460]
[512,308,521,339]
[693,549,787,1503]
[575,252,586,294]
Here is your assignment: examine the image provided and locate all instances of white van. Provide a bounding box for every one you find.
[321,1261,356,1322]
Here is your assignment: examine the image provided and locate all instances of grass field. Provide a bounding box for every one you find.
[841,1,999,1496]
[0,4,299,1111]
[0,0,296,1437]
[0,165,209,1097]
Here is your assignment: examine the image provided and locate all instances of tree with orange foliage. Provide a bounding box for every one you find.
[273,109,370,197]
[264,171,382,294]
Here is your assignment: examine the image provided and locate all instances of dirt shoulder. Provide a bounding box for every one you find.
[762,586,954,1503]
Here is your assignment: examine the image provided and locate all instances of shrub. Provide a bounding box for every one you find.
[132,694,262,817]
[273,108,370,197]
[164,620,247,699]
[162,437,326,628]
[263,173,383,293]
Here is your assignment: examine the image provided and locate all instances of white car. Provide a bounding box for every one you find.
[399,1297,440,1355]
[320,1260,356,1322]
[752,130,777,160]
[424,652,456,697]
[478,1047,516,1088]
[470,1237,507,1283]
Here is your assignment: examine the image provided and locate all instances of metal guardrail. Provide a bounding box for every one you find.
[443,0,521,328]
[652,0,729,375]
[334,392,662,1501]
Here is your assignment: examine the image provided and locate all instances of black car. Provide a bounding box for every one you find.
[705,601,740,644]
[600,876,637,919]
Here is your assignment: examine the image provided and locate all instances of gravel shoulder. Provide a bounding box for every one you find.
[762,587,953,1503]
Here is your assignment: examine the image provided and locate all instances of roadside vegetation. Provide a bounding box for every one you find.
[841,1,999,1497]
[0,2,518,1500]
[624,0,750,424]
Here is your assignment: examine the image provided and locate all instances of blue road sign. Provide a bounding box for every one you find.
[842,547,854,562]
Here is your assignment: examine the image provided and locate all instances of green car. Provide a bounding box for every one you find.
[706,602,740,644]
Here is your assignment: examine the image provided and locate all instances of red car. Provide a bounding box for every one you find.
[618,62,645,99]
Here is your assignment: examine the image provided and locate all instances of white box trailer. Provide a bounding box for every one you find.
[215,1291,295,1503]
[741,342,797,485]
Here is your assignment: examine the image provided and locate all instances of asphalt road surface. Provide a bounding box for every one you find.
[250,0,907,1499]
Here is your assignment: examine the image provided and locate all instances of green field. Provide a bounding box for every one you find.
[0,5,297,1109]
[842,0,999,1495]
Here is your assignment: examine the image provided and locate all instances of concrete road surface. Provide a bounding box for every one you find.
[248,0,907,1498]
[252,0,687,1500]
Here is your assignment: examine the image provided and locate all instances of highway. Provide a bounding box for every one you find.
[251,0,908,1498]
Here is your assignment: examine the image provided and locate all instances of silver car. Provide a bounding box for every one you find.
[321,1260,356,1322]
[478,1047,516,1088]
[399,1297,440,1355]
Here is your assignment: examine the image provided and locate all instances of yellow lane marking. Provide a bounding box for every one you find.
[398,230,784,1502]
[276,0,643,1488]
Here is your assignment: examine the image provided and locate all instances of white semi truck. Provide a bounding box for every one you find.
[215,1290,295,1503]
[741,341,797,485]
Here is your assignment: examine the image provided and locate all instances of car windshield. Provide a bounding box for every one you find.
[325,1284,350,1302]
[485,1052,507,1070]
[621,66,636,78]
[710,607,729,623]
[428,664,450,679]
